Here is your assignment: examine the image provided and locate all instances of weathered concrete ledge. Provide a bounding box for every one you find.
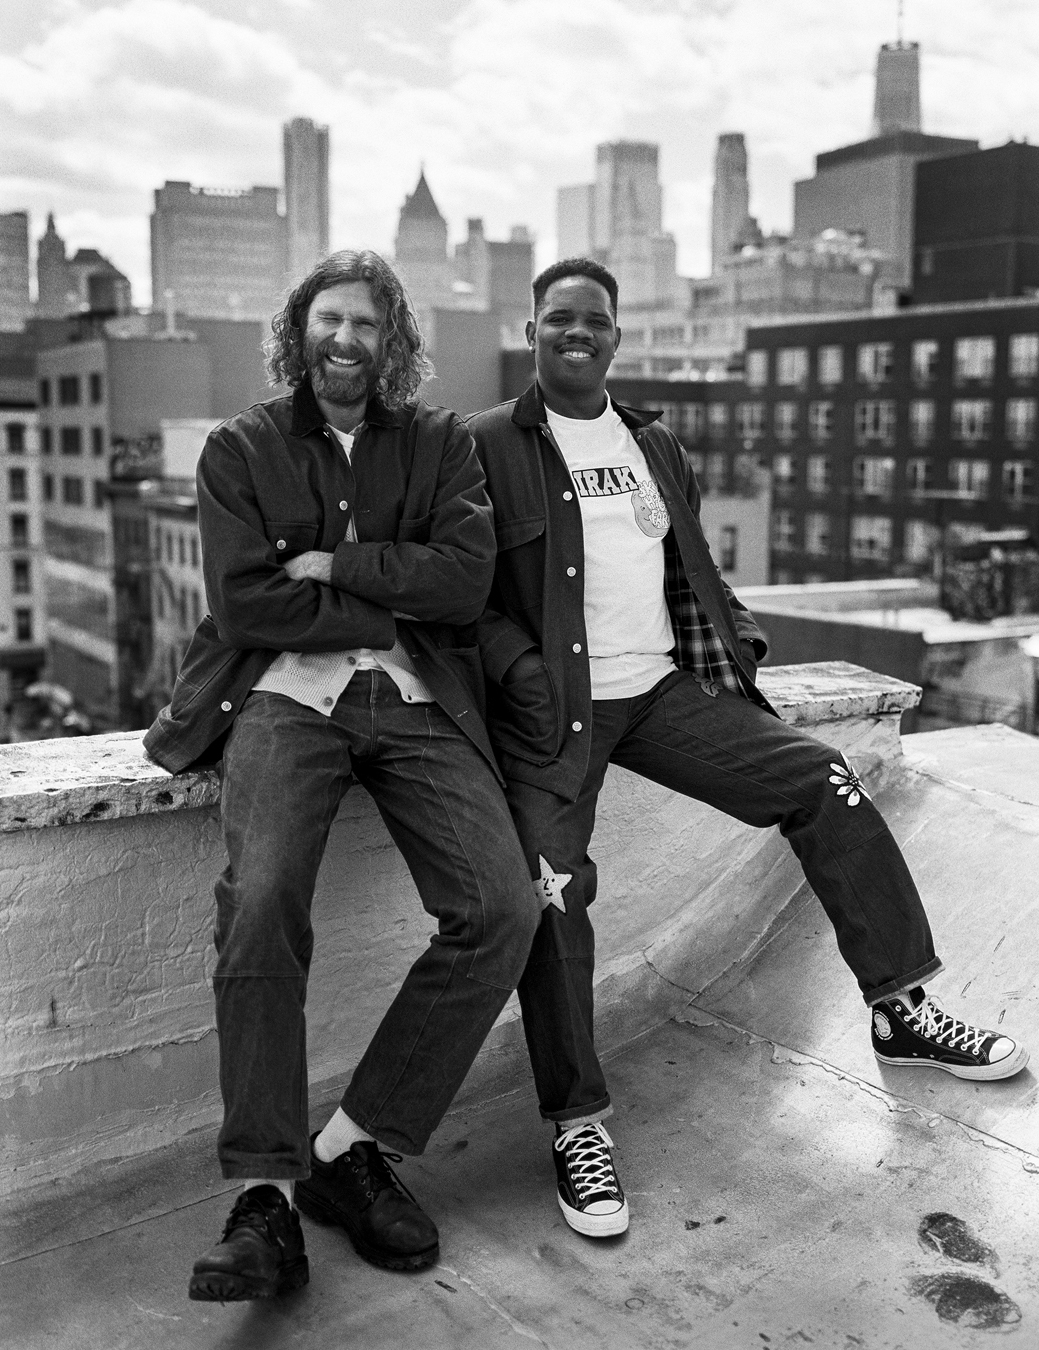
[0,663,920,1195]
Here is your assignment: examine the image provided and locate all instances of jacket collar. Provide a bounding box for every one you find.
[289,380,402,437]
[512,381,663,432]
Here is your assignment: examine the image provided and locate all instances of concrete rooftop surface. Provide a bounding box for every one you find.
[3,721,1039,1349]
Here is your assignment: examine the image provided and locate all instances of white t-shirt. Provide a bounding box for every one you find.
[546,402,677,700]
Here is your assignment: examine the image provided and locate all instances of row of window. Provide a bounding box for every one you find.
[39,474,107,508]
[155,584,203,629]
[769,453,1034,503]
[154,528,200,569]
[765,398,1038,446]
[39,426,106,456]
[772,511,940,565]
[747,334,1039,389]
[38,374,104,407]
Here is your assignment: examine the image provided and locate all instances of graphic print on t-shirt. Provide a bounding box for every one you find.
[570,464,671,538]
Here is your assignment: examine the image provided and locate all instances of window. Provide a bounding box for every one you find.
[719,526,737,572]
[705,452,727,493]
[906,458,933,494]
[89,372,104,404]
[776,347,809,387]
[733,453,760,492]
[806,454,831,495]
[854,400,896,446]
[850,515,892,562]
[652,325,686,344]
[954,336,995,383]
[707,403,729,438]
[6,423,25,454]
[679,403,705,443]
[62,475,84,505]
[735,402,765,441]
[772,453,796,488]
[909,400,934,446]
[1009,334,1039,380]
[14,608,32,642]
[1006,399,1036,445]
[60,426,82,455]
[39,378,51,407]
[91,426,104,456]
[853,456,895,499]
[1002,461,1034,504]
[949,459,990,499]
[951,400,992,443]
[808,402,834,442]
[746,350,768,387]
[771,509,796,552]
[804,512,831,556]
[93,480,106,509]
[58,375,81,406]
[856,342,894,384]
[179,586,188,627]
[178,534,186,566]
[687,451,705,478]
[818,345,843,386]
[904,520,940,564]
[40,427,52,455]
[191,588,201,626]
[165,531,174,563]
[41,473,54,502]
[773,402,798,442]
[10,514,28,548]
[911,340,939,385]
[8,467,27,502]
[12,559,30,594]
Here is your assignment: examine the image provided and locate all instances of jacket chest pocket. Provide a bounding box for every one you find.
[265,521,318,558]
[493,515,547,615]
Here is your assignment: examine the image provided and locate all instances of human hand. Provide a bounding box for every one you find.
[284,550,334,582]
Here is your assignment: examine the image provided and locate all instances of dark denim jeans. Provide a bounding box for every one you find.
[213,675,538,1178]
[505,671,943,1125]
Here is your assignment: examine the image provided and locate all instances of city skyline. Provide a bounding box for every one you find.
[2,0,1039,307]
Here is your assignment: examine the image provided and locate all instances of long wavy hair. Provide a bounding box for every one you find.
[266,249,433,407]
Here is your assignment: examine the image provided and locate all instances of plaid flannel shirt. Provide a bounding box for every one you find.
[663,531,747,696]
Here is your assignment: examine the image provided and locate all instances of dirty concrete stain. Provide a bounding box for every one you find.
[917,1211,998,1270]
[911,1272,1021,1329]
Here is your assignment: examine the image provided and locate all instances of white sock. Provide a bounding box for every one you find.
[241,1178,293,1206]
[314,1108,375,1164]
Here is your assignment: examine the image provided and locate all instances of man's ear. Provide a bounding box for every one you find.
[524,318,536,349]
[614,324,622,354]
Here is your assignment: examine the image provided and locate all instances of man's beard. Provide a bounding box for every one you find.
[305,334,380,407]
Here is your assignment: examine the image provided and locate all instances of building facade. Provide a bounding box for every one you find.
[0,404,44,711]
[283,117,330,284]
[711,134,761,274]
[150,181,287,322]
[0,212,31,332]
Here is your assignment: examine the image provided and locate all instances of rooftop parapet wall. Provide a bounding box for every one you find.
[0,663,919,1195]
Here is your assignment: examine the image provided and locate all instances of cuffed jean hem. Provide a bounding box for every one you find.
[539,1098,613,1127]
[864,956,945,1007]
[337,1094,424,1157]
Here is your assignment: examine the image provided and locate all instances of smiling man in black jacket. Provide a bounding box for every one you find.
[146,250,538,1302]
[467,257,1028,1241]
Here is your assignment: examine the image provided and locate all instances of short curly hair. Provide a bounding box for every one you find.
[265,249,433,407]
[532,257,618,317]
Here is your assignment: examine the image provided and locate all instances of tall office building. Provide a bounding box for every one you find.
[394,170,455,320]
[150,181,287,322]
[873,41,922,136]
[794,39,976,288]
[36,214,71,318]
[711,134,762,274]
[556,141,679,307]
[283,118,330,283]
[0,213,31,331]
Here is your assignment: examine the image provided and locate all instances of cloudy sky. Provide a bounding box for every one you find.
[3,0,1039,307]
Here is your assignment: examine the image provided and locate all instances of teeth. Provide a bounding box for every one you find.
[562,350,593,360]
[327,354,360,367]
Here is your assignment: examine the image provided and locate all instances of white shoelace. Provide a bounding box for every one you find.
[554,1123,620,1200]
[907,995,987,1055]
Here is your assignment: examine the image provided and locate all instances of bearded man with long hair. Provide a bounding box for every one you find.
[145,249,538,1303]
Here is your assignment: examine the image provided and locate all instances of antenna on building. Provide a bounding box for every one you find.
[897,0,904,43]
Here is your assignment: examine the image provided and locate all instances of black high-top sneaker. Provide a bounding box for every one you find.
[872,988,1029,1081]
[189,1185,309,1301]
[295,1137,439,1270]
[553,1121,629,1237]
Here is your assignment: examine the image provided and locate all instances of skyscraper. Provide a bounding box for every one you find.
[394,170,455,320]
[711,134,762,274]
[0,212,31,331]
[283,118,330,283]
[35,213,71,318]
[150,181,287,321]
[872,41,922,136]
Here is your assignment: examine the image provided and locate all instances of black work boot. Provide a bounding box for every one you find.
[189,1184,309,1302]
[295,1136,439,1270]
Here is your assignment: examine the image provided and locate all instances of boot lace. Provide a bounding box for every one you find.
[222,1186,289,1247]
[907,995,987,1055]
[554,1123,620,1200]
[347,1144,419,1207]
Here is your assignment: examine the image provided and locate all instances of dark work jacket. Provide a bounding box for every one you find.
[466,382,775,802]
[144,382,498,776]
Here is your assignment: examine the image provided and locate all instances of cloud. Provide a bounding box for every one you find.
[2,0,1039,303]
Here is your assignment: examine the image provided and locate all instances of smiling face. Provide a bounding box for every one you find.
[303,280,383,410]
[527,275,621,417]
